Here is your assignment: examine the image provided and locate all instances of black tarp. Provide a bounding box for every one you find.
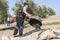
[28,18,42,29]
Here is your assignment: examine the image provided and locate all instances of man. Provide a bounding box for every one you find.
[13,3,31,36]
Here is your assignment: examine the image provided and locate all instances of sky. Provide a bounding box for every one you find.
[7,0,60,15]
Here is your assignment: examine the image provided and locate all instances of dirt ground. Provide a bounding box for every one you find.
[0,15,60,40]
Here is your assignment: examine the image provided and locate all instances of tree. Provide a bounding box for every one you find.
[12,0,38,15]
[12,0,56,18]
[41,5,48,18]
[0,0,8,24]
[12,0,23,15]
[48,8,55,16]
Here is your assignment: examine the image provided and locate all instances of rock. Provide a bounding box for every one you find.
[56,36,60,39]
[19,32,39,40]
[2,35,10,40]
[1,31,40,40]
[2,28,60,40]
[10,37,21,40]
[38,30,56,40]
[51,39,60,40]
[53,29,60,35]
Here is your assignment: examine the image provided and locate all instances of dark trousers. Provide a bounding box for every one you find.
[13,18,24,36]
[7,21,10,26]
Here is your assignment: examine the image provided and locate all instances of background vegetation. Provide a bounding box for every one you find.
[0,0,56,24]
[12,0,56,18]
[0,0,8,24]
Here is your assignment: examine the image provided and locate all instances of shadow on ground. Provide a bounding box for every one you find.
[14,28,40,37]
[0,27,14,31]
[0,26,41,37]
[23,28,40,37]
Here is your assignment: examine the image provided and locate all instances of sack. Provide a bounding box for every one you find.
[28,18,42,28]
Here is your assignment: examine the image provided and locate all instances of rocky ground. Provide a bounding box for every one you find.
[0,15,60,40]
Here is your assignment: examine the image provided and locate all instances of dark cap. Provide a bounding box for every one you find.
[24,2,29,6]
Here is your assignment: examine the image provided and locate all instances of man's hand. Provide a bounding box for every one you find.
[26,14,31,18]
[24,13,31,21]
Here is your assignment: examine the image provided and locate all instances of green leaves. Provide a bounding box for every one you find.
[48,8,56,16]
[0,0,8,24]
[12,0,56,18]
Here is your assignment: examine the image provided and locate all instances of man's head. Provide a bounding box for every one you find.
[24,3,29,8]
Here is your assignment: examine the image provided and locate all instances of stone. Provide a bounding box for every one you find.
[2,35,10,40]
[38,30,56,40]
[53,29,60,35]
[51,39,60,40]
